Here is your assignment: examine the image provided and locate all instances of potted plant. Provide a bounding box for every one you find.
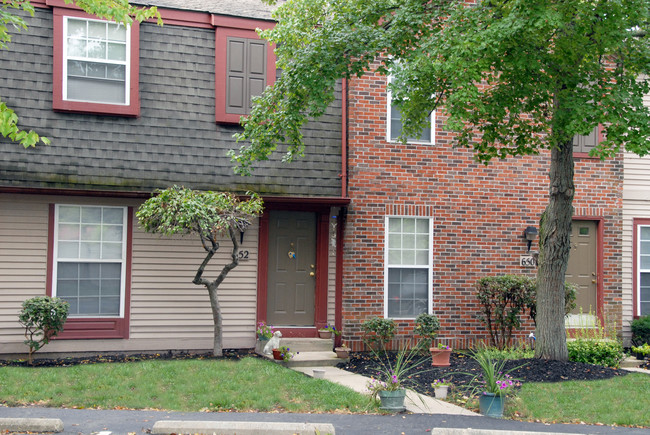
[430,343,452,367]
[335,342,351,358]
[255,321,274,353]
[468,349,522,418]
[272,346,296,361]
[318,324,340,339]
[431,379,451,399]
[631,343,650,360]
[365,342,429,412]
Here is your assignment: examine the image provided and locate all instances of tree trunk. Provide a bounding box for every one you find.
[192,228,241,357]
[535,137,574,361]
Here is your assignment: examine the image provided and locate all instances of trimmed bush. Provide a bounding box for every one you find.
[362,317,396,350]
[414,312,440,347]
[18,296,69,364]
[567,339,625,368]
[630,315,650,345]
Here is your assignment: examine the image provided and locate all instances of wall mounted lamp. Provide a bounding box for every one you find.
[523,226,538,252]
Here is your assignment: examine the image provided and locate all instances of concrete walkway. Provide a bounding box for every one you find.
[291,364,478,415]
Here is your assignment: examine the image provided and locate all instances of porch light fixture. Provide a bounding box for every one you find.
[523,226,538,252]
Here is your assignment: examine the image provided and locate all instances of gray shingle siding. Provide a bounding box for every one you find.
[0,7,342,197]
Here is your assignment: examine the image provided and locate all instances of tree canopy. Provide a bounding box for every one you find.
[234,0,650,360]
[1,0,161,148]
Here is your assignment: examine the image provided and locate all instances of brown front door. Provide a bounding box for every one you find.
[267,211,317,326]
[565,220,598,315]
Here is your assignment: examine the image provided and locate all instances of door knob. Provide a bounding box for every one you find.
[309,272,315,277]
[592,279,597,283]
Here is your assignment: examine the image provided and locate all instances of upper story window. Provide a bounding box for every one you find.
[386,77,434,143]
[53,8,140,116]
[385,216,432,318]
[573,125,600,154]
[64,18,129,105]
[214,19,276,124]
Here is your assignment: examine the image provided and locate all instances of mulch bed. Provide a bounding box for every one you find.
[337,351,632,398]
[0,349,256,368]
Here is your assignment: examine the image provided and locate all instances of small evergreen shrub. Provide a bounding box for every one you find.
[630,315,650,345]
[18,296,69,364]
[567,339,625,368]
[362,317,396,349]
[414,312,440,347]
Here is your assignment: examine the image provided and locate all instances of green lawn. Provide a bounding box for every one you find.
[0,357,375,413]
[508,373,650,427]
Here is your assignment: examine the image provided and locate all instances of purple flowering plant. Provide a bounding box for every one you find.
[256,321,274,340]
[320,324,341,336]
[468,348,523,396]
[365,340,430,400]
[277,345,296,361]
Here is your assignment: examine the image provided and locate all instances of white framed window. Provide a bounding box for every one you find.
[638,224,650,316]
[386,77,434,143]
[385,216,432,318]
[52,205,127,317]
[63,17,130,105]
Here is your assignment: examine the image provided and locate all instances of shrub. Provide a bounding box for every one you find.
[476,275,578,350]
[567,339,625,368]
[18,296,69,364]
[630,315,650,345]
[414,313,440,347]
[476,275,536,349]
[362,317,396,350]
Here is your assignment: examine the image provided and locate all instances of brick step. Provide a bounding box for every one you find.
[621,356,646,368]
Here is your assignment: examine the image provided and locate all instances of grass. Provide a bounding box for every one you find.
[0,357,375,413]
[509,373,650,427]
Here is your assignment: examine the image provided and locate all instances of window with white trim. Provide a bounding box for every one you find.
[53,205,127,317]
[64,17,130,105]
[639,225,650,316]
[385,216,432,318]
[386,77,434,143]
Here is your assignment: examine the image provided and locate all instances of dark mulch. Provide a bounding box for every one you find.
[0,349,257,368]
[337,351,631,398]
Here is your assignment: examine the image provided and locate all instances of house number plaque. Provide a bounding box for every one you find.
[520,255,537,268]
[238,250,250,261]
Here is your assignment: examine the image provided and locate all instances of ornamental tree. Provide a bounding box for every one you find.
[137,186,263,356]
[232,0,650,360]
[18,296,69,365]
[1,0,161,148]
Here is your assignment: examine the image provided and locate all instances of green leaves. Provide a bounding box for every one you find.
[136,186,264,242]
[18,296,69,364]
[236,0,650,171]
[0,100,50,148]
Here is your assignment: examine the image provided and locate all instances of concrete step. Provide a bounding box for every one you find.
[280,337,334,352]
[621,356,646,368]
[259,350,346,368]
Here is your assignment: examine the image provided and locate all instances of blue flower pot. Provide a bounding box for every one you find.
[479,392,505,418]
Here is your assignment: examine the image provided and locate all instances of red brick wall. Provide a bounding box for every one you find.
[341,66,623,351]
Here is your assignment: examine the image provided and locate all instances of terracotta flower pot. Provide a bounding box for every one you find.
[430,348,452,367]
[335,347,351,358]
[272,349,283,360]
[318,330,333,339]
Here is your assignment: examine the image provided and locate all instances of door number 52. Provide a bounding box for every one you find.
[238,250,250,261]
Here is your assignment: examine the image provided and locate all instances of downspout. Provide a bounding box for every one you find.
[335,79,349,347]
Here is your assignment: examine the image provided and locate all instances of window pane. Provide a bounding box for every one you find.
[641,273,650,286]
[80,242,101,259]
[641,255,650,270]
[57,278,78,297]
[79,263,100,279]
[416,219,429,234]
[68,60,85,76]
[103,208,124,225]
[79,297,100,315]
[387,268,428,318]
[58,241,79,258]
[107,42,126,61]
[415,250,429,265]
[389,218,401,232]
[62,297,79,315]
[67,19,86,38]
[390,105,431,142]
[58,262,78,279]
[86,62,107,78]
[81,224,101,241]
[81,207,102,224]
[402,250,415,265]
[641,241,650,255]
[67,38,86,57]
[388,234,401,249]
[88,21,106,39]
[102,225,123,242]
[101,263,121,278]
[79,279,100,296]
[641,227,650,240]
[403,234,415,249]
[67,76,125,104]
[641,302,650,316]
[87,40,106,59]
[107,23,126,42]
[58,223,79,240]
[102,279,121,296]
[59,206,80,223]
[106,64,125,80]
[102,242,123,259]
[101,297,120,315]
[388,249,401,264]
[402,218,415,233]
